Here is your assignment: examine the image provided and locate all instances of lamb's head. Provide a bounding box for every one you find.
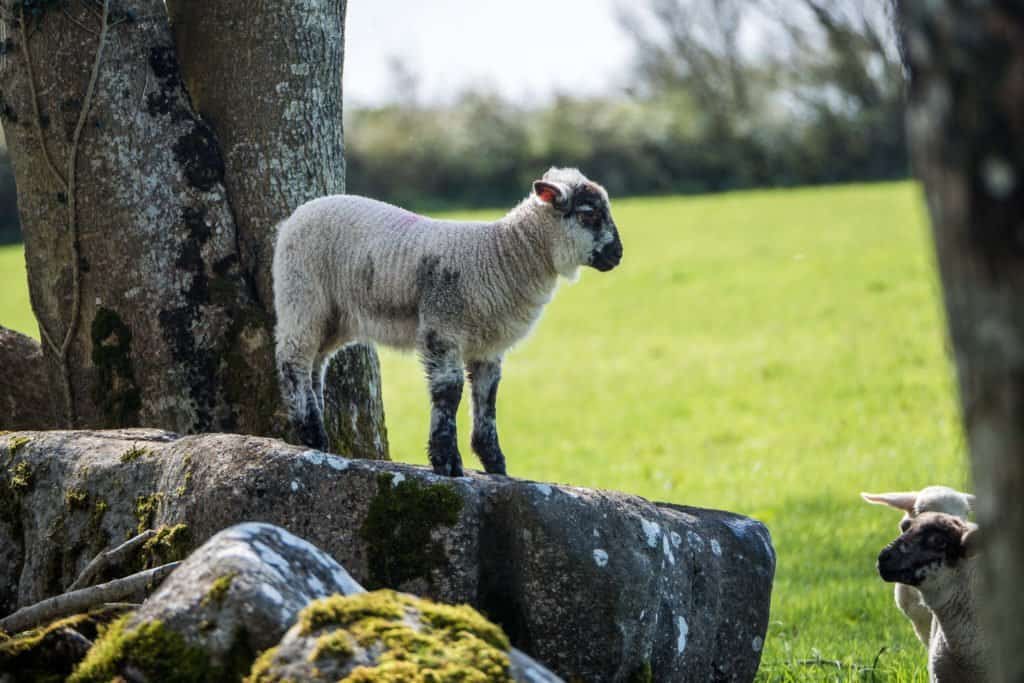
[862,486,975,531]
[532,167,623,276]
[877,512,981,588]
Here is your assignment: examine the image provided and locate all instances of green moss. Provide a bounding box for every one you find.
[141,523,190,567]
[359,474,463,588]
[9,461,32,493]
[414,598,509,651]
[68,617,212,683]
[628,662,653,683]
[88,499,108,542]
[293,590,512,682]
[134,492,164,534]
[299,590,404,634]
[309,629,354,663]
[119,445,150,463]
[6,436,30,459]
[244,646,281,683]
[176,455,194,496]
[201,571,236,607]
[90,307,141,427]
[65,488,89,510]
[1,606,130,683]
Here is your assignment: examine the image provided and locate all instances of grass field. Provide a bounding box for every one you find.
[0,181,967,681]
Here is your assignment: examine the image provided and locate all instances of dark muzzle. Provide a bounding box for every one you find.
[877,543,917,585]
[591,235,623,272]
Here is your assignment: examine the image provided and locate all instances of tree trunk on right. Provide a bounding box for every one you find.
[899,2,1024,680]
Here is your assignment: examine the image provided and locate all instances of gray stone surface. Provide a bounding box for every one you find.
[125,523,363,667]
[0,326,51,430]
[0,429,775,682]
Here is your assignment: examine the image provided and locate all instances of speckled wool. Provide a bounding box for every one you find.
[272,168,623,476]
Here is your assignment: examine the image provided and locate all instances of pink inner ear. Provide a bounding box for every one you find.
[537,186,557,203]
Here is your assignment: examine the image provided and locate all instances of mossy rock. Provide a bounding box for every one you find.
[0,605,131,683]
[246,590,512,682]
[359,474,464,589]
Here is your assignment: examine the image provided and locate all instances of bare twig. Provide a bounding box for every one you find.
[0,562,179,635]
[67,529,157,591]
[62,7,99,36]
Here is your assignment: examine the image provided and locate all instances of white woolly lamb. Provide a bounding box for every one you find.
[273,168,623,476]
[862,486,975,645]
[877,512,986,682]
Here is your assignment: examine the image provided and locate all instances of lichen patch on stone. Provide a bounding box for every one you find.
[641,518,660,548]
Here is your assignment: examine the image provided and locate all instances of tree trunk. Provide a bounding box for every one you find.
[0,0,387,458]
[165,0,388,459]
[899,3,1024,680]
[0,325,51,429]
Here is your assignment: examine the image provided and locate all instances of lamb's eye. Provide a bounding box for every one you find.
[926,533,947,549]
[576,205,594,214]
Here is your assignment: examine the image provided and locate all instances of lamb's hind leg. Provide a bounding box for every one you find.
[276,333,329,452]
[419,329,465,477]
[467,358,507,475]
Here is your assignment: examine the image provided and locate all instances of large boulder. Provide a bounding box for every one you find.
[0,429,775,682]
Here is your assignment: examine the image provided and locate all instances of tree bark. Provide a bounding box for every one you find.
[165,0,388,458]
[0,325,51,429]
[899,2,1024,680]
[0,0,387,458]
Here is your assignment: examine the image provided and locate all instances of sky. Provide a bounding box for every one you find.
[344,0,634,106]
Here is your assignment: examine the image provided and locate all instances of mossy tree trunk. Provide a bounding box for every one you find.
[165,0,387,459]
[0,0,387,458]
[898,2,1024,679]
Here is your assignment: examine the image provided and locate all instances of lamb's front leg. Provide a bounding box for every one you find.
[420,331,465,477]
[467,358,507,475]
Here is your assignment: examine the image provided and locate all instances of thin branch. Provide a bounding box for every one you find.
[68,529,157,591]
[62,7,100,36]
[0,562,179,635]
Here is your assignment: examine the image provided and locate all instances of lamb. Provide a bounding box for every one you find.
[862,487,975,645]
[876,512,986,682]
[273,168,623,477]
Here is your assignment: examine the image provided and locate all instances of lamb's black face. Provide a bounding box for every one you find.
[876,512,970,587]
[568,183,622,272]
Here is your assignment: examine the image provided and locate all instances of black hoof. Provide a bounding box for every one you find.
[472,437,506,475]
[432,460,465,477]
[429,447,464,477]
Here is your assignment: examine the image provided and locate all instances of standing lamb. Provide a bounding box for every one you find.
[862,487,975,645]
[877,512,986,682]
[273,168,623,476]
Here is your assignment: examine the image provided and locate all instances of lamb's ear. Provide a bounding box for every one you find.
[861,491,918,512]
[961,522,983,558]
[533,181,570,211]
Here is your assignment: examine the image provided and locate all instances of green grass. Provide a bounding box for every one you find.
[0,181,965,681]
[0,244,34,338]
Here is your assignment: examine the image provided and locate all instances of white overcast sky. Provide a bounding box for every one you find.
[344,0,633,106]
